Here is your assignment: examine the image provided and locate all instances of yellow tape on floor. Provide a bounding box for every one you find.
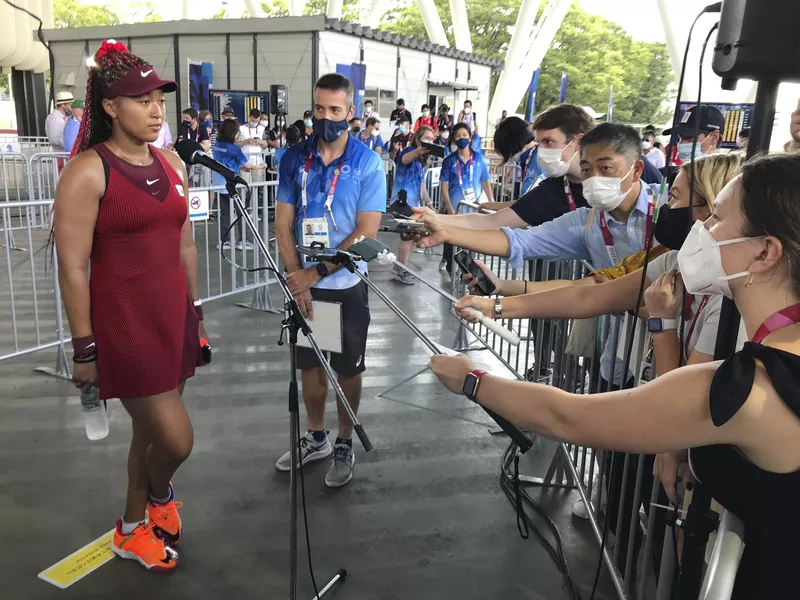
[38,529,116,589]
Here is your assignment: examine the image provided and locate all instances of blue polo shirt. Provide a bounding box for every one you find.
[519,146,543,194]
[278,134,386,290]
[390,147,426,208]
[63,117,81,153]
[212,141,248,187]
[440,149,490,210]
[358,132,384,152]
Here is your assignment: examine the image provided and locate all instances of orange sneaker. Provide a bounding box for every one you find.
[111,519,178,572]
[147,483,183,546]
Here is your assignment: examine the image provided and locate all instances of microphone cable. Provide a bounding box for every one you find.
[499,443,583,600]
[587,5,722,598]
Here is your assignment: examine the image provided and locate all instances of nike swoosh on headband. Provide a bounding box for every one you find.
[146,179,160,185]
[141,70,153,77]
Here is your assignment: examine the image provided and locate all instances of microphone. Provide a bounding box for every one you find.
[296,245,361,266]
[175,139,248,186]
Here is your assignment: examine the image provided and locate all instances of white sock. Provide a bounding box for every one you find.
[149,492,171,504]
[120,518,146,535]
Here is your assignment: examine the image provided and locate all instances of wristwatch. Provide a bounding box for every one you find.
[463,369,488,403]
[494,299,502,319]
[316,262,329,278]
[647,318,678,333]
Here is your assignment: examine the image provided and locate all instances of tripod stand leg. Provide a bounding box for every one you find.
[309,569,347,600]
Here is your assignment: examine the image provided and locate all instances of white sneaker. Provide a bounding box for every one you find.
[216,241,232,250]
[438,259,448,271]
[275,431,332,472]
[236,241,254,250]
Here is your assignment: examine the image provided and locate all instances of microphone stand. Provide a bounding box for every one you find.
[225,180,367,600]
[305,247,532,454]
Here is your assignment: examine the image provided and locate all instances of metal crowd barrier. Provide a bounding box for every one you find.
[0,155,286,376]
[447,200,744,599]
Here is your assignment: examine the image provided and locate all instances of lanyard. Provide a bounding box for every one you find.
[301,155,343,230]
[562,176,577,211]
[598,187,655,265]
[361,135,374,150]
[456,151,474,189]
[751,303,800,344]
[521,146,537,185]
[684,294,710,357]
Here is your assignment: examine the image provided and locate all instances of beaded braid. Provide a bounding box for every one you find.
[70,40,152,158]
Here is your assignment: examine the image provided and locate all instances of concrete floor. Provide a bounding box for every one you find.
[0,238,617,600]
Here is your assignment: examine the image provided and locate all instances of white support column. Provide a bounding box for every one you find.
[364,0,391,28]
[326,0,343,19]
[416,0,449,47]
[244,0,266,18]
[489,0,570,125]
[655,0,684,87]
[449,0,472,52]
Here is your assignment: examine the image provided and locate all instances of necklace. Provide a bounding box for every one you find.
[109,142,151,166]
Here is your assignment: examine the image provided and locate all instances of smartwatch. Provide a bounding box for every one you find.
[316,262,329,278]
[647,318,678,333]
[494,299,502,319]
[462,369,488,403]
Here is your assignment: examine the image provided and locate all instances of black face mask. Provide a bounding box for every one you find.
[654,205,693,250]
[352,127,361,134]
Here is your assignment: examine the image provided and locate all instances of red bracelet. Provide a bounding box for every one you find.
[72,335,97,358]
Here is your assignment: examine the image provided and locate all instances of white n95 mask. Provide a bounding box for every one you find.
[677,220,759,298]
[536,139,576,178]
[582,165,634,211]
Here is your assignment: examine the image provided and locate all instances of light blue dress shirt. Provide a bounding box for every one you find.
[501,182,657,384]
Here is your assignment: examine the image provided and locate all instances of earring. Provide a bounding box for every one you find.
[745,273,754,288]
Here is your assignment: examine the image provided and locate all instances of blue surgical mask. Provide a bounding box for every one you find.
[399,125,408,135]
[203,120,211,127]
[456,138,470,149]
[304,119,313,128]
[678,142,704,162]
[312,116,349,143]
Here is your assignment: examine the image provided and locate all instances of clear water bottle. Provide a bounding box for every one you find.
[81,385,109,441]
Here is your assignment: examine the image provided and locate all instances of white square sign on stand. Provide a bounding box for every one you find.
[188,190,210,221]
[430,167,441,187]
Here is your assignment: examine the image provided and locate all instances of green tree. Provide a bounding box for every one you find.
[54,0,119,28]
[382,0,672,124]
[382,0,521,61]
[533,4,673,124]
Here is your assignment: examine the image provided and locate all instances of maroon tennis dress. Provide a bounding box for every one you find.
[90,143,201,400]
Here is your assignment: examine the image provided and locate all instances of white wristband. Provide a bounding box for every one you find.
[193,300,203,307]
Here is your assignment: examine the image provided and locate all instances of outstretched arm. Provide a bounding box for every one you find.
[429,353,728,455]
[458,266,647,321]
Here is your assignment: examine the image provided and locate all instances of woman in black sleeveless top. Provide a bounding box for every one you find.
[429,153,800,597]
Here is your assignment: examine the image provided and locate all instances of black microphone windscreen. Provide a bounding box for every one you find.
[175,139,204,165]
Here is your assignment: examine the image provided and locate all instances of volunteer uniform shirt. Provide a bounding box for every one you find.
[518,145,543,195]
[211,141,248,187]
[239,122,267,166]
[358,132,385,152]
[277,135,386,290]
[646,250,747,359]
[63,117,81,154]
[501,182,656,385]
[390,147,426,207]
[510,176,588,227]
[440,149,490,211]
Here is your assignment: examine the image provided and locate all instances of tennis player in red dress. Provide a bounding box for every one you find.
[54,40,207,572]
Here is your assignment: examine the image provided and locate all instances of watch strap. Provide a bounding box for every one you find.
[463,369,488,402]
[316,262,329,278]
[494,299,502,319]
